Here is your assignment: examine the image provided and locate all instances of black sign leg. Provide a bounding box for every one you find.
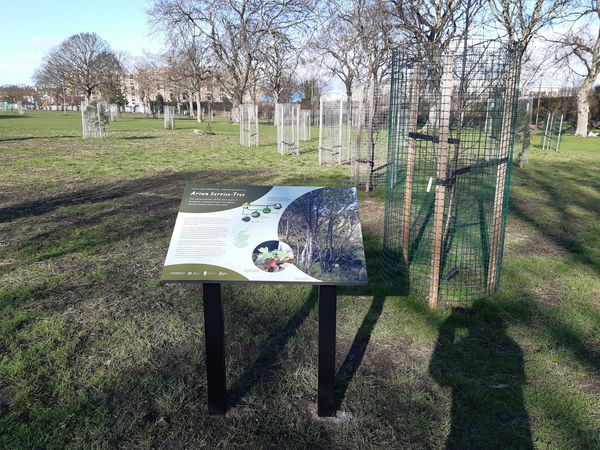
[203,282,226,415]
[318,284,337,417]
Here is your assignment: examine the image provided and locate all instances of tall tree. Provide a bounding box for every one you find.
[132,57,163,114]
[33,59,69,113]
[259,30,299,103]
[163,30,214,122]
[149,0,312,110]
[390,0,469,50]
[311,1,364,100]
[488,0,574,56]
[35,33,123,101]
[553,0,600,136]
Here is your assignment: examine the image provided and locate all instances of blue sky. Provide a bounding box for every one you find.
[0,0,161,85]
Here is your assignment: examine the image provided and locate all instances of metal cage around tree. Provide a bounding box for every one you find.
[276,103,300,155]
[318,98,352,164]
[540,112,563,151]
[351,82,391,190]
[300,109,311,141]
[164,105,176,130]
[240,104,259,147]
[383,43,521,307]
[81,100,109,139]
[109,104,120,122]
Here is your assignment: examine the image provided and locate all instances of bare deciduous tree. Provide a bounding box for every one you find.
[311,1,364,99]
[488,0,574,55]
[390,0,468,49]
[35,33,123,101]
[132,56,164,115]
[149,0,312,112]
[33,61,69,114]
[259,31,299,103]
[552,0,600,136]
[163,30,214,122]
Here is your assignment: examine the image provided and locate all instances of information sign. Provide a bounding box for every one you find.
[162,185,368,285]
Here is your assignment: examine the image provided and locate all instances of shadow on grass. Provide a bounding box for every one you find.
[0,135,79,142]
[0,169,253,224]
[117,136,158,140]
[227,286,318,409]
[511,161,600,274]
[335,295,385,410]
[429,300,533,449]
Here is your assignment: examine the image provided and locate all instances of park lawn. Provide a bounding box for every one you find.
[0,110,598,449]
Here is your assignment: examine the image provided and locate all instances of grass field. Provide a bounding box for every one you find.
[0,111,598,449]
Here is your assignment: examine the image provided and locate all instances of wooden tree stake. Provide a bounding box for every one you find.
[427,56,454,309]
[487,61,518,292]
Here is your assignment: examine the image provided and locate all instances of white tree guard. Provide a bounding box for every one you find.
[164,105,176,130]
[109,104,120,122]
[240,104,259,146]
[300,109,311,141]
[350,82,391,189]
[81,101,109,139]
[276,103,300,155]
[17,102,26,115]
[541,112,564,151]
[318,99,346,164]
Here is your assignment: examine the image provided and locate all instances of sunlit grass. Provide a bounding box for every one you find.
[0,110,598,448]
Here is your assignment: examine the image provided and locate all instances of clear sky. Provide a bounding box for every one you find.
[0,0,161,85]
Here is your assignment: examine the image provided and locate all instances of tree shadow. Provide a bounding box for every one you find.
[0,169,253,223]
[429,299,533,449]
[118,136,158,140]
[0,114,25,119]
[226,286,318,409]
[511,161,600,274]
[335,295,386,410]
[0,135,79,142]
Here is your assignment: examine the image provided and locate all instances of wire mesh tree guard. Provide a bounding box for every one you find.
[300,109,311,141]
[515,97,533,165]
[276,103,300,155]
[351,82,391,191]
[383,43,521,308]
[17,102,26,116]
[81,101,109,139]
[109,104,120,122]
[540,112,563,151]
[240,104,259,147]
[318,98,352,164]
[164,105,176,130]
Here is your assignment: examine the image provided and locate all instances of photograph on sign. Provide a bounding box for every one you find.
[161,185,367,285]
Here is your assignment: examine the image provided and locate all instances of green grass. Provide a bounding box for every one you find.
[0,110,598,449]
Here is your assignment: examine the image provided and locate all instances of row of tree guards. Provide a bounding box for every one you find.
[540,112,564,151]
[80,42,525,307]
[239,103,311,153]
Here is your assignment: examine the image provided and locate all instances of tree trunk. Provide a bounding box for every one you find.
[196,93,202,123]
[575,78,594,137]
[365,78,379,192]
[188,93,194,117]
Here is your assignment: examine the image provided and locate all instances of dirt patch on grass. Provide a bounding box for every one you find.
[0,385,16,414]
[359,195,385,236]
[505,216,567,260]
[579,371,600,396]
